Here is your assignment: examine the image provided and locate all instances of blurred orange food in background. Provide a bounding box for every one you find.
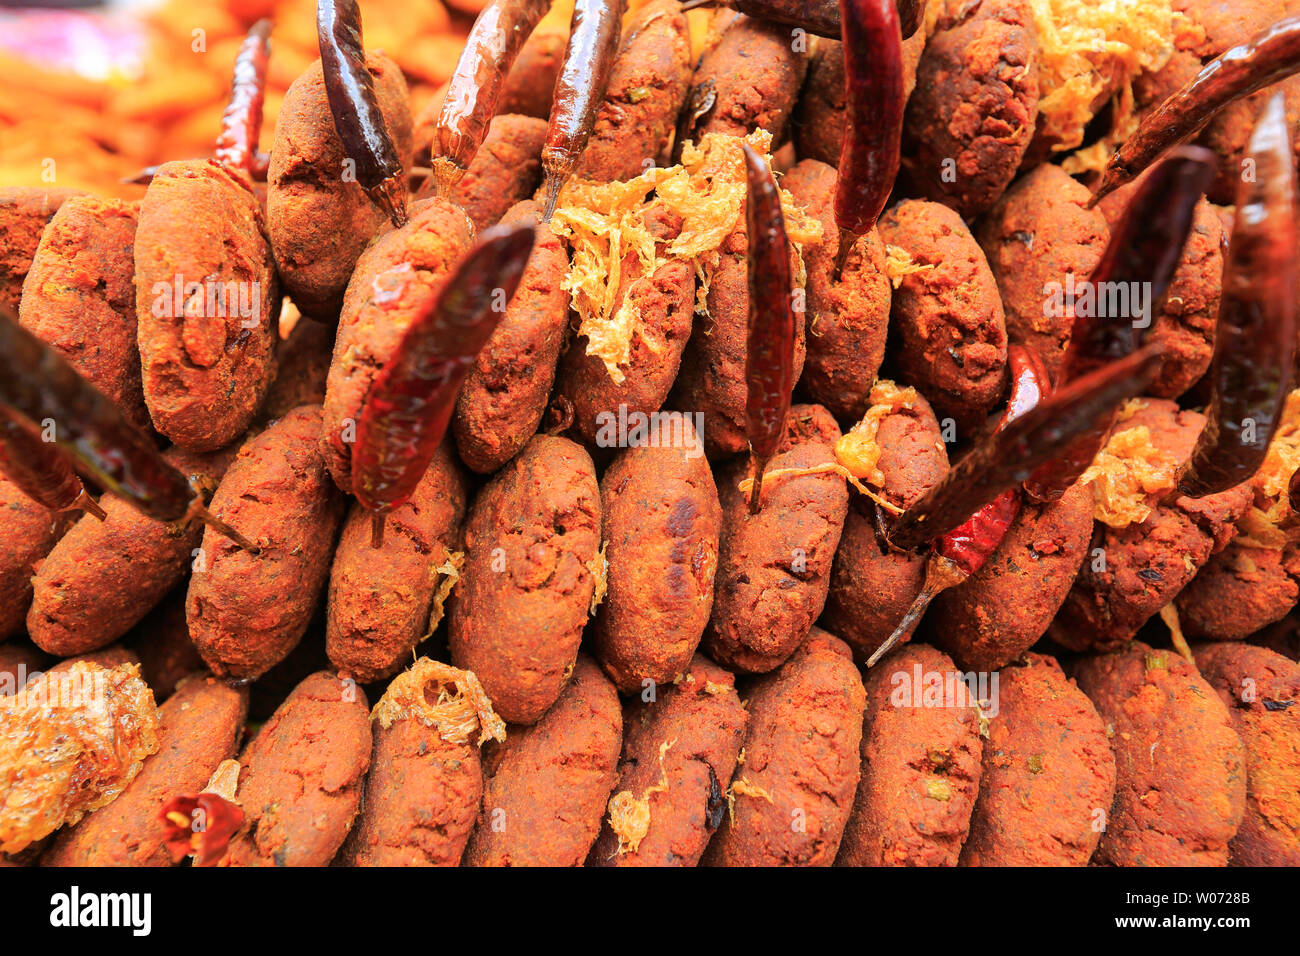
[0,0,508,197]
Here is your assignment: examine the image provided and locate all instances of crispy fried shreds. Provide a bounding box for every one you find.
[422,548,467,642]
[551,129,821,383]
[1158,603,1194,664]
[606,738,676,857]
[587,542,609,616]
[160,761,244,868]
[835,380,921,489]
[1234,507,1291,551]
[882,244,935,289]
[372,658,506,747]
[1080,422,1181,528]
[1029,0,1174,157]
[1250,389,1300,525]
[725,775,774,824]
[737,461,903,515]
[0,662,159,854]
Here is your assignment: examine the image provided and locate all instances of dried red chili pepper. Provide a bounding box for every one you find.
[1180,94,1297,498]
[833,0,904,274]
[888,344,1167,554]
[1023,146,1216,503]
[0,309,258,552]
[740,142,798,516]
[0,408,106,520]
[1093,14,1300,205]
[864,345,1047,666]
[160,792,245,867]
[354,223,536,547]
[540,0,626,221]
[679,0,921,39]
[318,0,409,227]
[213,18,273,175]
[431,0,553,196]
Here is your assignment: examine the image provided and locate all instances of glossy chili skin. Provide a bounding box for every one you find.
[889,345,1166,552]
[1180,94,1297,498]
[541,0,625,221]
[681,0,921,39]
[834,0,904,256]
[933,345,1050,576]
[213,19,273,174]
[741,143,797,514]
[433,0,552,194]
[0,407,101,517]
[1094,14,1300,204]
[318,0,408,227]
[0,309,194,522]
[353,224,535,541]
[1024,147,1216,502]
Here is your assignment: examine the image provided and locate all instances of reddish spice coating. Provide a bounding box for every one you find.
[669,218,807,458]
[0,643,48,695]
[783,158,891,420]
[134,159,279,452]
[705,405,849,672]
[1052,400,1255,653]
[463,655,622,866]
[1072,641,1246,866]
[821,390,948,662]
[573,0,693,181]
[501,26,570,118]
[448,435,602,724]
[326,442,468,684]
[1178,542,1300,641]
[1194,642,1300,866]
[46,646,141,675]
[188,406,346,680]
[127,587,203,702]
[218,671,371,867]
[41,675,247,867]
[321,197,474,492]
[258,316,335,425]
[705,628,864,866]
[560,208,697,446]
[682,14,809,145]
[877,200,1008,431]
[589,654,747,866]
[0,476,69,641]
[1095,178,1223,399]
[340,660,502,867]
[927,479,1093,671]
[267,55,413,321]
[0,187,83,315]
[901,0,1039,219]
[837,642,982,866]
[430,113,547,231]
[975,164,1109,384]
[453,200,570,474]
[593,419,721,692]
[792,29,926,169]
[28,445,235,657]
[959,653,1115,866]
[18,196,148,432]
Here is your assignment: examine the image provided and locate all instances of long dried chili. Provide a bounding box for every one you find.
[0,408,106,520]
[833,0,904,274]
[540,0,625,221]
[431,0,553,196]
[888,344,1167,553]
[354,223,536,547]
[1180,93,1297,498]
[0,310,258,551]
[213,19,273,175]
[1023,146,1216,502]
[678,0,922,39]
[1093,14,1300,205]
[741,142,797,515]
[318,0,409,227]
[865,345,1047,666]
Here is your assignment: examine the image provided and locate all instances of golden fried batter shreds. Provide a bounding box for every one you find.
[0,662,159,854]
